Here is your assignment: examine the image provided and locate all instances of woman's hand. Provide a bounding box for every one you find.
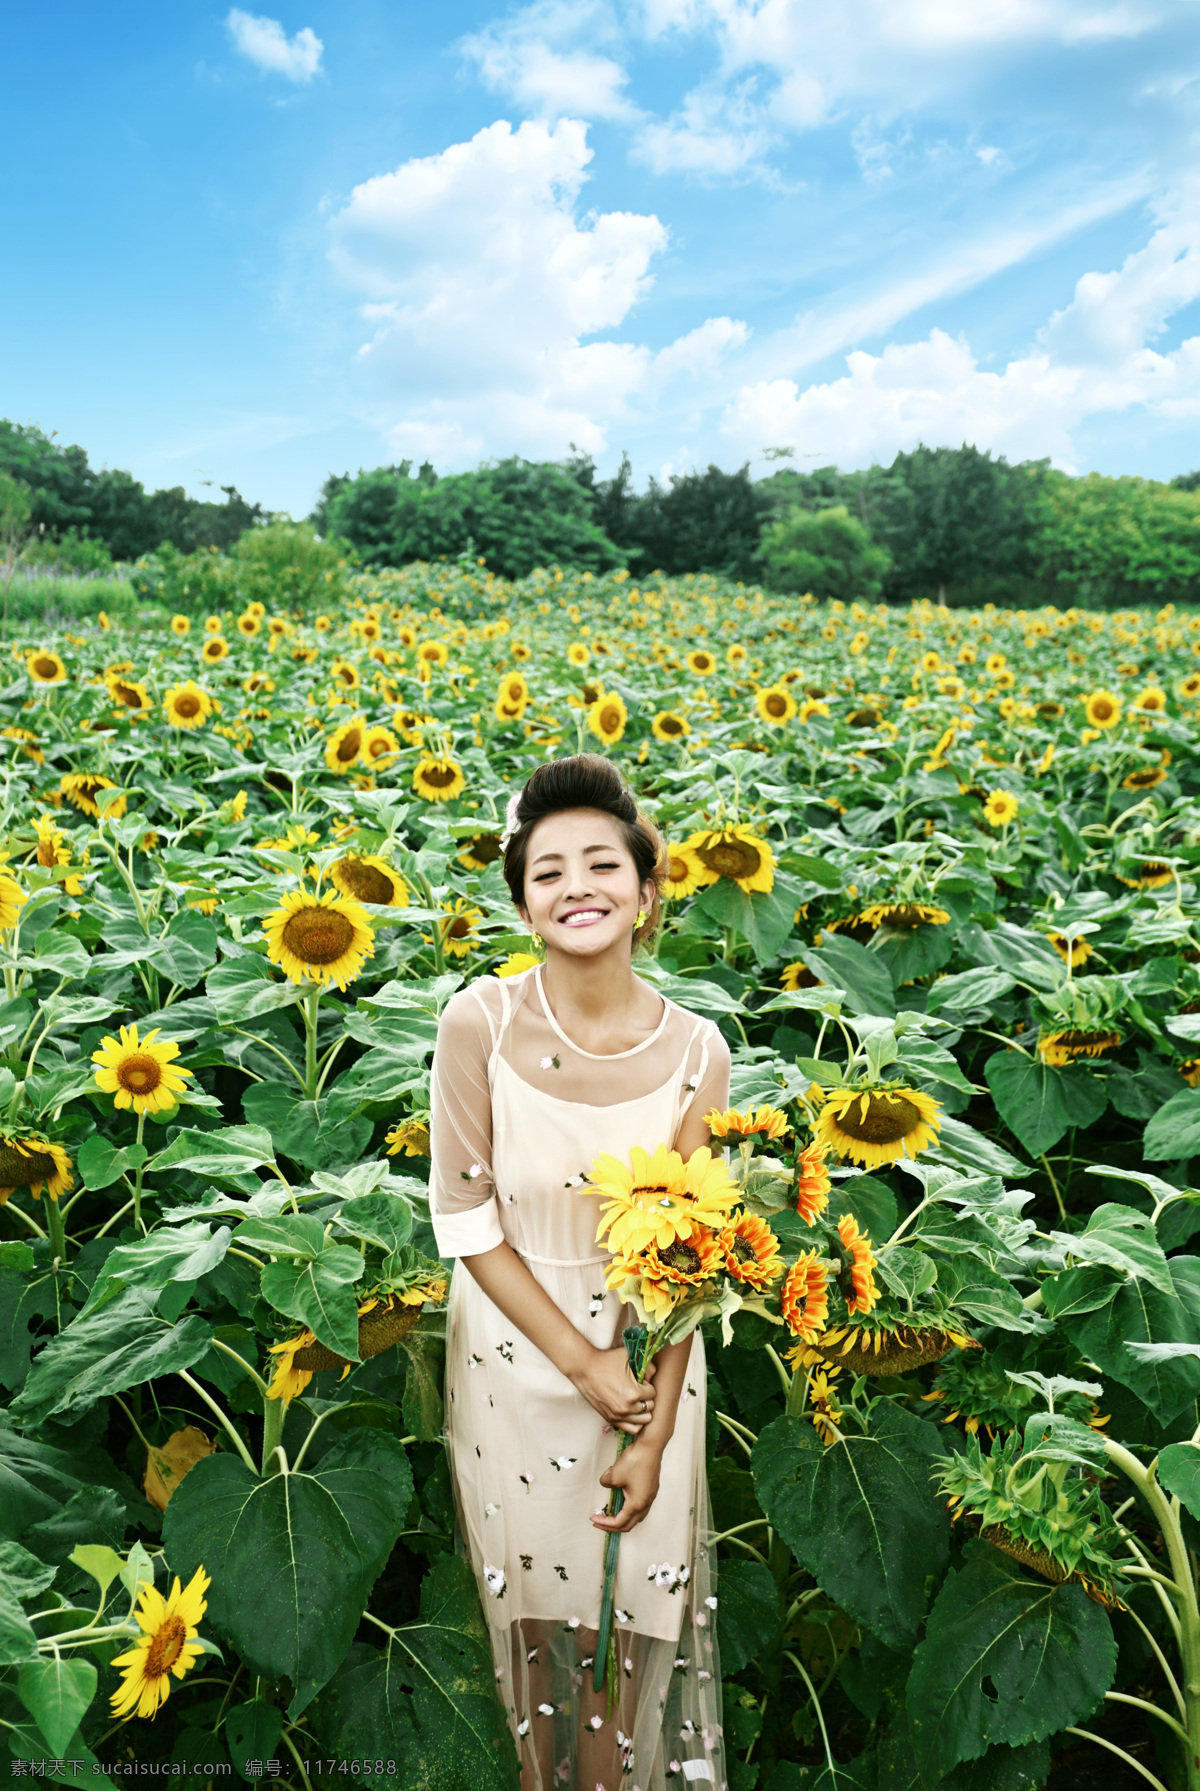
[568,1345,657,1435]
[593,1438,663,1532]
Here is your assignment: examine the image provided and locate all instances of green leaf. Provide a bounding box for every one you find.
[934,1256,1040,1333]
[23,1486,127,1564]
[751,1402,948,1649]
[241,1081,374,1173]
[1156,1442,1200,1518]
[157,911,220,988]
[163,1431,415,1719]
[400,1322,446,1441]
[805,938,896,1018]
[1058,1259,1200,1424]
[877,1718,1049,1791]
[207,955,303,1022]
[0,1581,39,1664]
[1144,1089,1200,1161]
[260,1247,365,1360]
[77,1219,231,1319]
[1049,1203,1176,1296]
[906,1540,1115,1783]
[923,1116,1028,1179]
[789,852,843,891]
[695,880,796,962]
[0,1263,59,1390]
[714,1559,777,1674]
[76,1134,148,1191]
[925,968,1018,1022]
[147,1124,277,1179]
[17,1658,98,1755]
[0,1540,58,1601]
[984,1053,1107,1158]
[226,1699,285,1784]
[311,1552,520,1791]
[9,1289,213,1426]
[234,1214,327,1259]
[0,1240,35,1271]
[335,1191,414,1254]
[0,1433,92,1540]
[68,1544,127,1601]
[830,1176,898,1244]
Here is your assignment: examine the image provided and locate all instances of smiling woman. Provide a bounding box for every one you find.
[429,754,730,1791]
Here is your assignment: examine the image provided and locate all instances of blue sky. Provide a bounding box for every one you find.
[2,0,1198,516]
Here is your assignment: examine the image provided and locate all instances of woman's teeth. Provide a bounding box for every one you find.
[560,909,607,926]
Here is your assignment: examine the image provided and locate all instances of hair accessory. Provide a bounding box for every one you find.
[498,790,523,849]
[634,909,648,931]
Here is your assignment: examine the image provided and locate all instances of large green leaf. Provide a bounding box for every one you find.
[311,1552,520,1791]
[984,1053,1107,1158]
[925,968,1018,1024]
[751,1403,948,1649]
[157,911,221,988]
[1048,1203,1176,1297]
[77,1220,231,1319]
[694,879,796,962]
[877,1718,1050,1791]
[23,1486,126,1564]
[0,1581,39,1665]
[335,1191,414,1254]
[8,1290,213,1426]
[1058,1259,1200,1424]
[1155,1442,1200,1518]
[1144,1089,1200,1160]
[805,938,896,1018]
[241,1081,374,1173]
[162,1430,414,1718]
[924,1117,1028,1179]
[207,955,304,1022]
[17,1659,98,1755]
[715,1559,778,1675]
[76,1135,149,1192]
[146,1124,277,1179]
[0,1434,93,1539]
[225,1699,284,1783]
[906,1541,1115,1783]
[0,1263,59,1390]
[0,1540,58,1602]
[235,1214,327,1258]
[260,1247,365,1360]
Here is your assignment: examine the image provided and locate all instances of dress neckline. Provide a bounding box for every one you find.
[534,962,670,1061]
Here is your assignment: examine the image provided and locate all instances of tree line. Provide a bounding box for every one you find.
[5,411,1200,607]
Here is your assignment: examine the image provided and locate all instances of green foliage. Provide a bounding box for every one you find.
[759,504,892,602]
[1034,469,1200,605]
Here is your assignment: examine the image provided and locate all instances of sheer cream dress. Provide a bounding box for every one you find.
[429,964,732,1791]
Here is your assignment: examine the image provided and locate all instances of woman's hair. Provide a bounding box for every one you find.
[501,754,666,943]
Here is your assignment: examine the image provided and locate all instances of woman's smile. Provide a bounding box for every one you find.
[558,906,611,927]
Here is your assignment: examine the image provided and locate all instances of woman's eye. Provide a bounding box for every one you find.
[533,871,559,883]
[590,861,620,871]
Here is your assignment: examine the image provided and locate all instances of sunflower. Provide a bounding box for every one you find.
[652,710,690,744]
[590,1143,739,1255]
[926,725,956,768]
[361,725,401,767]
[314,614,332,633]
[1115,859,1174,889]
[385,1116,431,1157]
[687,825,775,895]
[1046,932,1093,967]
[413,753,466,802]
[163,682,213,730]
[104,674,148,713]
[816,1085,942,1168]
[799,698,830,722]
[325,716,366,773]
[1084,690,1121,730]
[204,614,222,634]
[0,1133,73,1204]
[805,1367,845,1447]
[781,961,820,991]
[459,831,503,870]
[835,1214,879,1315]
[92,1025,194,1114]
[982,790,1019,828]
[26,649,67,685]
[263,888,375,990]
[109,1566,211,1721]
[718,1213,784,1290]
[256,822,321,855]
[330,659,360,691]
[1178,673,1200,701]
[567,642,590,667]
[0,871,26,931]
[856,902,951,929]
[3,725,43,763]
[494,950,541,978]
[780,1251,830,1343]
[1037,1028,1121,1065]
[417,639,450,670]
[686,649,716,676]
[330,854,409,908]
[496,671,529,709]
[705,1104,790,1144]
[661,841,706,900]
[436,897,483,957]
[610,1229,724,1319]
[1180,1060,1200,1088]
[1122,765,1167,790]
[266,1327,317,1404]
[587,691,628,746]
[728,644,748,665]
[60,771,125,819]
[793,1139,831,1223]
[170,614,191,637]
[755,686,797,727]
[236,612,261,637]
[1133,687,1167,713]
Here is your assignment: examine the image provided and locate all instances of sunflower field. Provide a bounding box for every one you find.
[2,568,1200,1791]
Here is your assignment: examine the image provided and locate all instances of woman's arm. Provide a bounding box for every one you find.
[461,1241,658,1435]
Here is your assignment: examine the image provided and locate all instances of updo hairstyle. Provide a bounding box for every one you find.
[501,754,666,945]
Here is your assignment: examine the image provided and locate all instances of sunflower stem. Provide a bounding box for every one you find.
[303,987,320,1100]
[260,1390,286,1476]
[765,1344,793,1399]
[176,1370,258,1474]
[2,1200,45,1238]
[132,1109,147,1230]
[279,1727,314,1791]
[44,1194,69,1267]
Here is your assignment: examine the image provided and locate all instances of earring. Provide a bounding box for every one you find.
[634,909,647,931]
[530,932,543,948]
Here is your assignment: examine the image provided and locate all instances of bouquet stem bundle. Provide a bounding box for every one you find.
[593,1323,656,1697]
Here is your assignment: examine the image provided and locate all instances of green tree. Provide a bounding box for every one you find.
[574,457,769,580]
[232,520,350,611]
[1033,470,1200,605]
[760,502,892,600]
[0,472,33,641]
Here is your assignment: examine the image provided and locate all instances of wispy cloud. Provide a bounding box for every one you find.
[226,9,324,83]
[461,1,639,120]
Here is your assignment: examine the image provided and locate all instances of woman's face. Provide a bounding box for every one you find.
[519,808,652,959]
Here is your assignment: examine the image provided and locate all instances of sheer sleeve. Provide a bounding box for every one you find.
[429,985,505,1259]
[677,1018,732,1148]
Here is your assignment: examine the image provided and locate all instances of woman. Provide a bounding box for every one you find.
[429,754,730,1791]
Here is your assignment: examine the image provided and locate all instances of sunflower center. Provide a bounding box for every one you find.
[178,695,203,719]
[699,839,761,880]
[335,732,362,763]
[0,1143,56,1184]
[660,716,683,736]
[849,708,881,727]
[660,1240,702,1274]
[468,833,502,864]
[33,657,58,678]
[336,859,394,904]
[599,705,621,733]
[764,693,787,717]
[668,855,689,881]
[693,655,713,671]
[113,683,139,705]
[447,916,473,940]
[421,763,457,788]
[836,1094,923,1144]
[36,839,57,867]
[732,1235,757,1264]
[1140,860,1171,877]
[281,907,356,965]
[118,1054,164,1096]
[143,1614,187,1679]
[1092,699,1114,719]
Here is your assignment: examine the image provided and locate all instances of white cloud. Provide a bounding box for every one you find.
[328,118,747,464]
[226,9,323,83]
[461,2,639,120]
[720,202,1200,469]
